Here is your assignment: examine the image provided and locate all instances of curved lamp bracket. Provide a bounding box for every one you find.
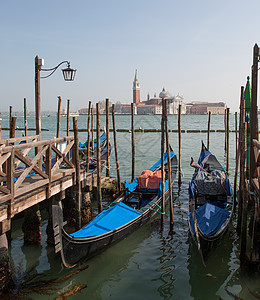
[41,61,76,81]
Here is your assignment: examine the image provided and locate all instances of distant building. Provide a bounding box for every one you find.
[136,104,162,115]
[132,70,186,115]
[186,102,226,114]
[168,94,186,114]
[133,69,140,104]
[78,108,88,115]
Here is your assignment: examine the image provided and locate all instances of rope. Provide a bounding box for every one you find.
[141,206,165,215]
[103,201,119,209]
[140,201,165,215]
[210,166,230,175]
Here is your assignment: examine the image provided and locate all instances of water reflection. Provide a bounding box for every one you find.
[187,228,235,300]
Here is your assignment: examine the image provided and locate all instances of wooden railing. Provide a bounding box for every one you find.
[0,136,75,218]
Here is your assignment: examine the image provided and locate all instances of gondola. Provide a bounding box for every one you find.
[188,142,234,257]
[78,131,110,173]
[52,148,177,267]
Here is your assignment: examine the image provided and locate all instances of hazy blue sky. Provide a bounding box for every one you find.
[1,0,260,112]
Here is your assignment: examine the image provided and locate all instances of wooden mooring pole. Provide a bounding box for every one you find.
[240,122,248,262]
[56,96,62,138]
[24,98,28,137]
[160,99,165,228]
[178,104,182,186]
[237,87,245,235]
[226,107,230,172]
[106,98,110,177]
[112,104,121,191]
[131,103,135,182]
[234,112,238,204]
[250,44,259,183]
[86,101,91,172]
[9,106,12,137]
[10,117,17,139]
[224,108,227,151]
[96,103,102,213]
[207,111,211,150]
[91,106,94,155]
[165,99,174,230]
[73,117,82,230]
[66,99,70,160]
[66,99,70,137]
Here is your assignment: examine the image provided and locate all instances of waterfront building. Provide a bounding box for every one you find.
[132,70,186,115]
[186,102,226,114]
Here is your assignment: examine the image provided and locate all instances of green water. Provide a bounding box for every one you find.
[1,113,259,299]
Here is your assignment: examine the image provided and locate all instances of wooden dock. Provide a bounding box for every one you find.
[0,134,113,235]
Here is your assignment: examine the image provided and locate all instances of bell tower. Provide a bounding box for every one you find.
[133,69,140,104]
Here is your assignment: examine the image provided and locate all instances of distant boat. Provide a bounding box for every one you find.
[42,114,51,117]
[61,108,79,117]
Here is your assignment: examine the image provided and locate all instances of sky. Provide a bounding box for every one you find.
[1,0,260,113]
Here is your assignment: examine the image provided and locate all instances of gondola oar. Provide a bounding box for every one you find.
[190,157,214,177]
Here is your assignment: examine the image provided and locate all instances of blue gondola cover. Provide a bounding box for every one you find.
[188,203,230,236]
[70,202,141,238]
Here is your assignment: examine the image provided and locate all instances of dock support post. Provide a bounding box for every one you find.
[0,233,12,295]
[46,193,63,246]
[22,204,42,244]
[81,191,92,226]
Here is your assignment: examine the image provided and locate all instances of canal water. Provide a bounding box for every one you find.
[1,113,259,299]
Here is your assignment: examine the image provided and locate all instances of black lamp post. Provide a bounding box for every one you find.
[34,56,76,139]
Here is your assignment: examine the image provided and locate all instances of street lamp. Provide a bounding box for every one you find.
[34,56,76,139]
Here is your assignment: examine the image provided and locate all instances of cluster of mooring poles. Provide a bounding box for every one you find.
[234,43,260,267]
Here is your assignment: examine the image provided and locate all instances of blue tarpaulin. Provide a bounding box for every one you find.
[70,202,141,238]
[188,203,230,236]
[79,132,107,148]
